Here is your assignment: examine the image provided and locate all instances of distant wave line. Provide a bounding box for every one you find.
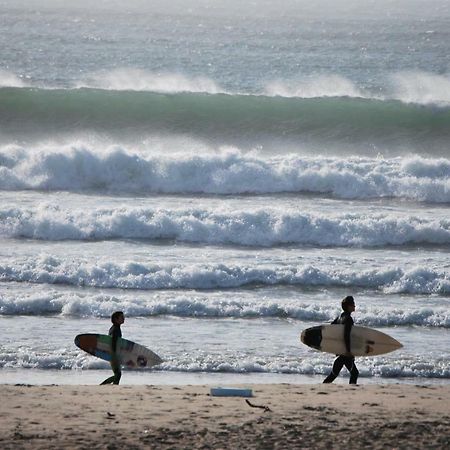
[1,87,449,145]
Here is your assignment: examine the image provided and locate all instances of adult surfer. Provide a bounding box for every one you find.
[100,311,125,385]
[323,296,359,384]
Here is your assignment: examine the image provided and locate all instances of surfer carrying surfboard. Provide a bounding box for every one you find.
[323,296,359,385]
[100,311,125,385]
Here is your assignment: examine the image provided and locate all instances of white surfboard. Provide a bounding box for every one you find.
[300,324,403,357]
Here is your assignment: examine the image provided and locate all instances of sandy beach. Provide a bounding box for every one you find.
[1,383,449,449]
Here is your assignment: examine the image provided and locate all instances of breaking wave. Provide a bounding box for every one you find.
[1,347,449,379]
[1,289,449,327]
[1,256,449,294]
[2,204,450,247]
[1,146,450,202]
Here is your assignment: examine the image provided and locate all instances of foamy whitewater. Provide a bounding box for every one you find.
[0,0,449,385]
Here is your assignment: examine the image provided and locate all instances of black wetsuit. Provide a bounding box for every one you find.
[100,324,122,385]
[323,311,359,384]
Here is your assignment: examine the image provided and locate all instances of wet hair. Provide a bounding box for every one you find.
[111,311,124,324]
[341,296,355,311]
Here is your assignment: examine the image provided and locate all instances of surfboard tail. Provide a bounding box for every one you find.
[300,326,323,351]
[301,324,404,357]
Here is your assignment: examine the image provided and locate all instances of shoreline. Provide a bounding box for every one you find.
[2,383,449,449]
[2,368,450,387]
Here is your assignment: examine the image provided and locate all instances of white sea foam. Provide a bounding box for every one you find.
[0,70,27,88]
[1,145,450,202]
[1,255,449,294]
[389,71,450,106]
[1,203,450,247]
[265,75,365,98]
[76,69,224,94]
[0,290,449,327]
[265,71,450,105]
[1,347,449,378]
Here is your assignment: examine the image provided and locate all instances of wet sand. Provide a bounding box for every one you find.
[1,383,449,449]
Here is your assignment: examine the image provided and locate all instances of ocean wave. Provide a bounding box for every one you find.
[1,87,448,148]
[389,71,450,106]
[265,74,365,99]
[266,72,450,106]
[1,290,449,327]
[2,69,450,106]
[1,348,449,379]
[160,355,450,379]
[1,256,449,294]
[0,70,26,88]
[76,68,224,94]
[1,146,450,202]
[2,204,450,246]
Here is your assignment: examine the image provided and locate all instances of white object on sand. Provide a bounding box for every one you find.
[210,387,253,397]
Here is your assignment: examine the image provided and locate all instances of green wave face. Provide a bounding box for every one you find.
[1,87,449,154]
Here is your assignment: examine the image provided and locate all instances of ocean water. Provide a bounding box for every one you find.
[1,0,449,385]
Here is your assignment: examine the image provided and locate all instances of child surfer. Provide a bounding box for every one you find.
[100,311,125,385]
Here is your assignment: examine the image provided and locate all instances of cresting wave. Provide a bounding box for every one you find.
[2,70,450,105]
[1,291,449,327]
[1,257,449,294]
[1,87,449,148]
[1,146,450,202]
[2,205,450,247]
